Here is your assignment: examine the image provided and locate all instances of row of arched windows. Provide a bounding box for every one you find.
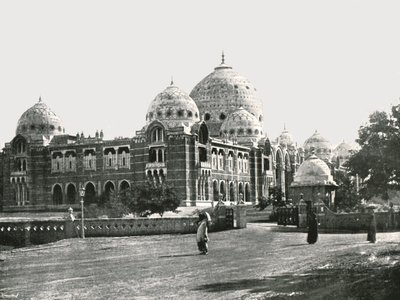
[211,149,249,173]
[52,180,131,205]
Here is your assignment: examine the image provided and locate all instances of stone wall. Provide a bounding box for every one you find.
[0,206,247,246]
[298,200,400,232]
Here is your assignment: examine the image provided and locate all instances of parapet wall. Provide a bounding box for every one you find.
[0,206,247,247]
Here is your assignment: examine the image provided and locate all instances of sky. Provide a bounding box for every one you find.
[1,0,400,149]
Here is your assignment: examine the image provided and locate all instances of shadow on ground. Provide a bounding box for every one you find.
[194,253,400,299]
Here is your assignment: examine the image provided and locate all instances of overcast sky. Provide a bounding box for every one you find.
[1,0,400,149]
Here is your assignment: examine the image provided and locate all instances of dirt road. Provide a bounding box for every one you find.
[1,223,399,299]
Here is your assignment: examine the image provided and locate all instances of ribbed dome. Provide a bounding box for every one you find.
[219,107,263,145]
[303,130,332,161]
[292,154,336,186]
[147,83,200,129]
[190,56,263,137]
[16,98,65,140]
[278,126,295,147]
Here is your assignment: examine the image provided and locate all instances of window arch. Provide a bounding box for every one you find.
[52,184,63,205]
[151,127,164,143]
[66,183,76,204]
[119,180,130,192]
[213,180,219,202]
[84,182,96,204]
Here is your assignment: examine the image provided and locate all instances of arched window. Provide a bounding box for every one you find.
[220,181,226,200]
[230,182,235,202]
[245,183,250,202]
[53,184,63,205]
[151,127,164,143]
[198,123,209,144]
[66,184,76,204]
[119,180,130,193]
[213,181,219,202]
[211,149,218,169]
[84,182,96,204]
[104,181,115,200]
[218,150,224,170]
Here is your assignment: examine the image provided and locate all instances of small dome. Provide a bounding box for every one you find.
[292,154,336,186]
[303,130,332,161]
[146,83,200,129]
[190,55,263,137]
[219,107,263,145]
[16,98,65,140]
[278,126,294,147]
[334,141,353,157]
[332,141,354,167]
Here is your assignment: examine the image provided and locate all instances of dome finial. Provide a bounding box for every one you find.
[170,76,174,86]
[39,96,42,102]
[284,123,286,131]
[221,51,225,64]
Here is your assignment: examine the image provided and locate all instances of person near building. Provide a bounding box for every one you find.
[307,211,318,244]
[196,212,209,255]
[367,207,377,243]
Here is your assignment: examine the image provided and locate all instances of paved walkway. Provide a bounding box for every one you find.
[1,223,399,299]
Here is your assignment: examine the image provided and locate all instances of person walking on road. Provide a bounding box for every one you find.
[367,207,377,243]
[196,212,209,255]
[307,211,318,244]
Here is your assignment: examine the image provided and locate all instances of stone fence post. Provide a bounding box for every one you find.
[235,205,247,228]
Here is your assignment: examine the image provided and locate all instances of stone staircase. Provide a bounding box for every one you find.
[246,205,273,223]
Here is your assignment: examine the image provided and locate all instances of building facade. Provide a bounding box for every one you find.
[0,56,351,211]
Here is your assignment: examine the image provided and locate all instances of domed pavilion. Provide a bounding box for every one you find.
[290,154,337,207]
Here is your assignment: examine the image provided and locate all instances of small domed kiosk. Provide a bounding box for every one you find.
[290,154,337,207]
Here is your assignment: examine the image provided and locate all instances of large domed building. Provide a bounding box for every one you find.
[190,54,263,137]
[0,54,348,212]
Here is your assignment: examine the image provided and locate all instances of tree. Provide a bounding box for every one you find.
[333,170,361,211]
[347,104,400,200]
[126,182,180,217]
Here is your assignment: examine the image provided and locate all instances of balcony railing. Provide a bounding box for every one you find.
[11,171,27,176]
[145,162,166,169]
[200,161,211,169]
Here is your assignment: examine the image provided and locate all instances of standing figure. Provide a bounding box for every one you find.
[307,211,318,244]
[196,212,209,255]
[367,208,377,243]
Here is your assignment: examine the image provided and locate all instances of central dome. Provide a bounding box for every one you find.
[190,55,263,137]
[147,82,200,129]
[16,98,65,141]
